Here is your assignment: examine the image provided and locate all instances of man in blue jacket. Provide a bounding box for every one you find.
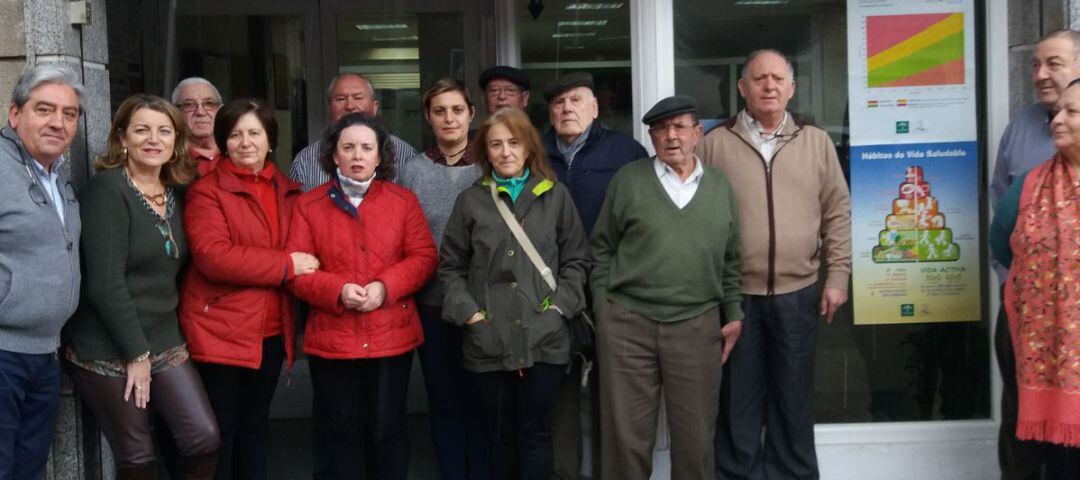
[542,72,646,479]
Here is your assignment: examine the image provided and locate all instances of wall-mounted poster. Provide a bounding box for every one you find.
[846,0,980,325]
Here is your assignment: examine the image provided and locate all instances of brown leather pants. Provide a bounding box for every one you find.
[65,358,220,476]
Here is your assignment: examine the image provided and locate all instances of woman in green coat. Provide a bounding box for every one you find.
[438,107,588,480]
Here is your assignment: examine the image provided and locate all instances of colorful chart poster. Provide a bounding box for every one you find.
[847,0,981,325]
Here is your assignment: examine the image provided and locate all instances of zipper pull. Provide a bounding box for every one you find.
[203,303,210,313]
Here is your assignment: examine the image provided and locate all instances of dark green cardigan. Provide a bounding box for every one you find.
[62,168,188,361]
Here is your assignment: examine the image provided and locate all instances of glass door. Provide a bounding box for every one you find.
[318,0,497,151]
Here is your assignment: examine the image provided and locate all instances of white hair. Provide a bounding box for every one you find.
[170,77,223,104]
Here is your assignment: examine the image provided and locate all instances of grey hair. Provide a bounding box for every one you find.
[1041,30,1080,62]
[10,63,85,111]
[170,77,223,104]
[326,72,378,104]
[741,49,795,81]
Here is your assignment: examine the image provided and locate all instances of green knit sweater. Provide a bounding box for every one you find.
[62,168,188,361]
[589,158,743,323]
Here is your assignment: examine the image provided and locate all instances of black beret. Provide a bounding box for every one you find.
[542,72,594,102]
[479,66,530,91]
[642,95,699,125]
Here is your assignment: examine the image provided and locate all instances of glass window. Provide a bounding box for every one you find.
[674,0,990,423]
[334,12,465,150]
[174,15,307,172]
[518,0,634,135]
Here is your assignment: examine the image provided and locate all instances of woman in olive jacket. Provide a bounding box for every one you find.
[438,107,588,480]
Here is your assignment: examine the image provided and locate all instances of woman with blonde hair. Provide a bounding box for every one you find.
[63,93,219,479]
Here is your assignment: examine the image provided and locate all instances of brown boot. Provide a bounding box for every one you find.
[116,462,158,480]
[183,452,218,480]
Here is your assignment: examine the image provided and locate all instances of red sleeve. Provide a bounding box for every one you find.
[375,192,438,304]
[284,200,348,313]
[184,178,293,286]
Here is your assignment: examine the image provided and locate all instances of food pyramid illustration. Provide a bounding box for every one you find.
[872,166,960,263]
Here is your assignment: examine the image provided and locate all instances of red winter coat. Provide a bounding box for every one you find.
[286,179,437,359]
[179,163,302,369]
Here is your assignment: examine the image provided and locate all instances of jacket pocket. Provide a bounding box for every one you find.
[463,320,503,360]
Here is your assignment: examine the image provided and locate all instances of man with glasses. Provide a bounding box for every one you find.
[541,72,646,480]
[591,95,742,479]
[289,72,416,190]
[479,66,531,114]
[172,77,223,176]
[0,63,84,479]
[698,49,851,480]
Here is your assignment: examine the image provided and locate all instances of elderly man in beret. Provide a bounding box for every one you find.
[542,72,647,479]
[590,95,743,480]
[479,65,531,115]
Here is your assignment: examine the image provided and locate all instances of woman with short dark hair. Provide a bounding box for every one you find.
[287,113,437,480]
[63,94,219,479]
[180,98,316,479]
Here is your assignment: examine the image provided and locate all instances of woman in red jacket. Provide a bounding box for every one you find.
[180,99,318,479]
[287,113,437,480]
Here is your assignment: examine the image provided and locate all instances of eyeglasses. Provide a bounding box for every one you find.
[648,123,697,135]
[485,86,521,97]
[177,100,221,113]
[155,219,180,259]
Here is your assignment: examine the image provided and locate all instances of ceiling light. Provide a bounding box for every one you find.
[734,0,788,4]
[558,20,608,27]
[372,35,418,42]
[552,32,597,38]
[565,2,624,10]
[354,23,409,31]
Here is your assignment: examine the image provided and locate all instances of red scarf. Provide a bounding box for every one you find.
[1006,154,1080,446]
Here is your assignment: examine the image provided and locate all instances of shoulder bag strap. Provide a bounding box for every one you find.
[489,181,558,292]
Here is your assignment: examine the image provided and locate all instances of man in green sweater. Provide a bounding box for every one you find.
[590,95,743,480]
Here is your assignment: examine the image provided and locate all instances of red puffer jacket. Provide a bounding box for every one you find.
[179,163,302,369]
[286,179,437,359]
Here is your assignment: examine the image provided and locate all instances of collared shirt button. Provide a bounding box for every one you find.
[510,281,518,288]
[507,249,514,257]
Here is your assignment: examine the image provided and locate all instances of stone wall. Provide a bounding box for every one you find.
[1006,0,1067,117]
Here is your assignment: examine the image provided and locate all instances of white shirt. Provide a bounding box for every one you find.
[654,156,703,209]
[31,157,67,225]
[740,109,788,168]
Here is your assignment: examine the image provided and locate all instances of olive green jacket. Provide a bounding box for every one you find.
[439,175,588,373]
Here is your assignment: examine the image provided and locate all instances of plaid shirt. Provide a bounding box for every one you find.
[288,134,417,192]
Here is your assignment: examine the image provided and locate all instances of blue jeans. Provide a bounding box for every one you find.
[417,307,490,480]
[0,350,60,480]
[474,362,564,480]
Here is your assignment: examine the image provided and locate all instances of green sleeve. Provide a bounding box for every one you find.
[990,172,1025,268]
[588,172,623,307]
[720,178,744,323]
[80,177,151,361]
[438,193,481,326]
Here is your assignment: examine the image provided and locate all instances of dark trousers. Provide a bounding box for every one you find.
[417,308,490,480]
[474,362,563,480]
[998,298,1080,479]
[198,336,285,480]
[64,359,220,469]
[0,350,59,480]
[598,301,724,480]
[309,352,412,480]
[716,284,820,480]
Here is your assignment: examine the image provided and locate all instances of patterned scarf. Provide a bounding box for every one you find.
[1005,154,1080,446]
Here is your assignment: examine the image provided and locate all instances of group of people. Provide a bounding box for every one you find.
[1,48,852,480]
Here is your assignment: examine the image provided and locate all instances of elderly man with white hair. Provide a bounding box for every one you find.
[172,77,224,175]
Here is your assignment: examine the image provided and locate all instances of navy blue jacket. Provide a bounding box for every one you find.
[543,121,647,234]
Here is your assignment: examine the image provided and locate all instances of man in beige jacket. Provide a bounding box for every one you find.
[697,49,851,480]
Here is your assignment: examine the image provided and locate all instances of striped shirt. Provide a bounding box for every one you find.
[288,134,417,191]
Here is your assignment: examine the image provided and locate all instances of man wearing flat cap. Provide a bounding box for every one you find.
[479,65,531,115]
[542,72,646,479]
[590,95,743,480]
[698,49,851,480]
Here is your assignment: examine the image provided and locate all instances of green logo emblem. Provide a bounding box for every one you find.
[896,121,909,134]
[900,304,914,316]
